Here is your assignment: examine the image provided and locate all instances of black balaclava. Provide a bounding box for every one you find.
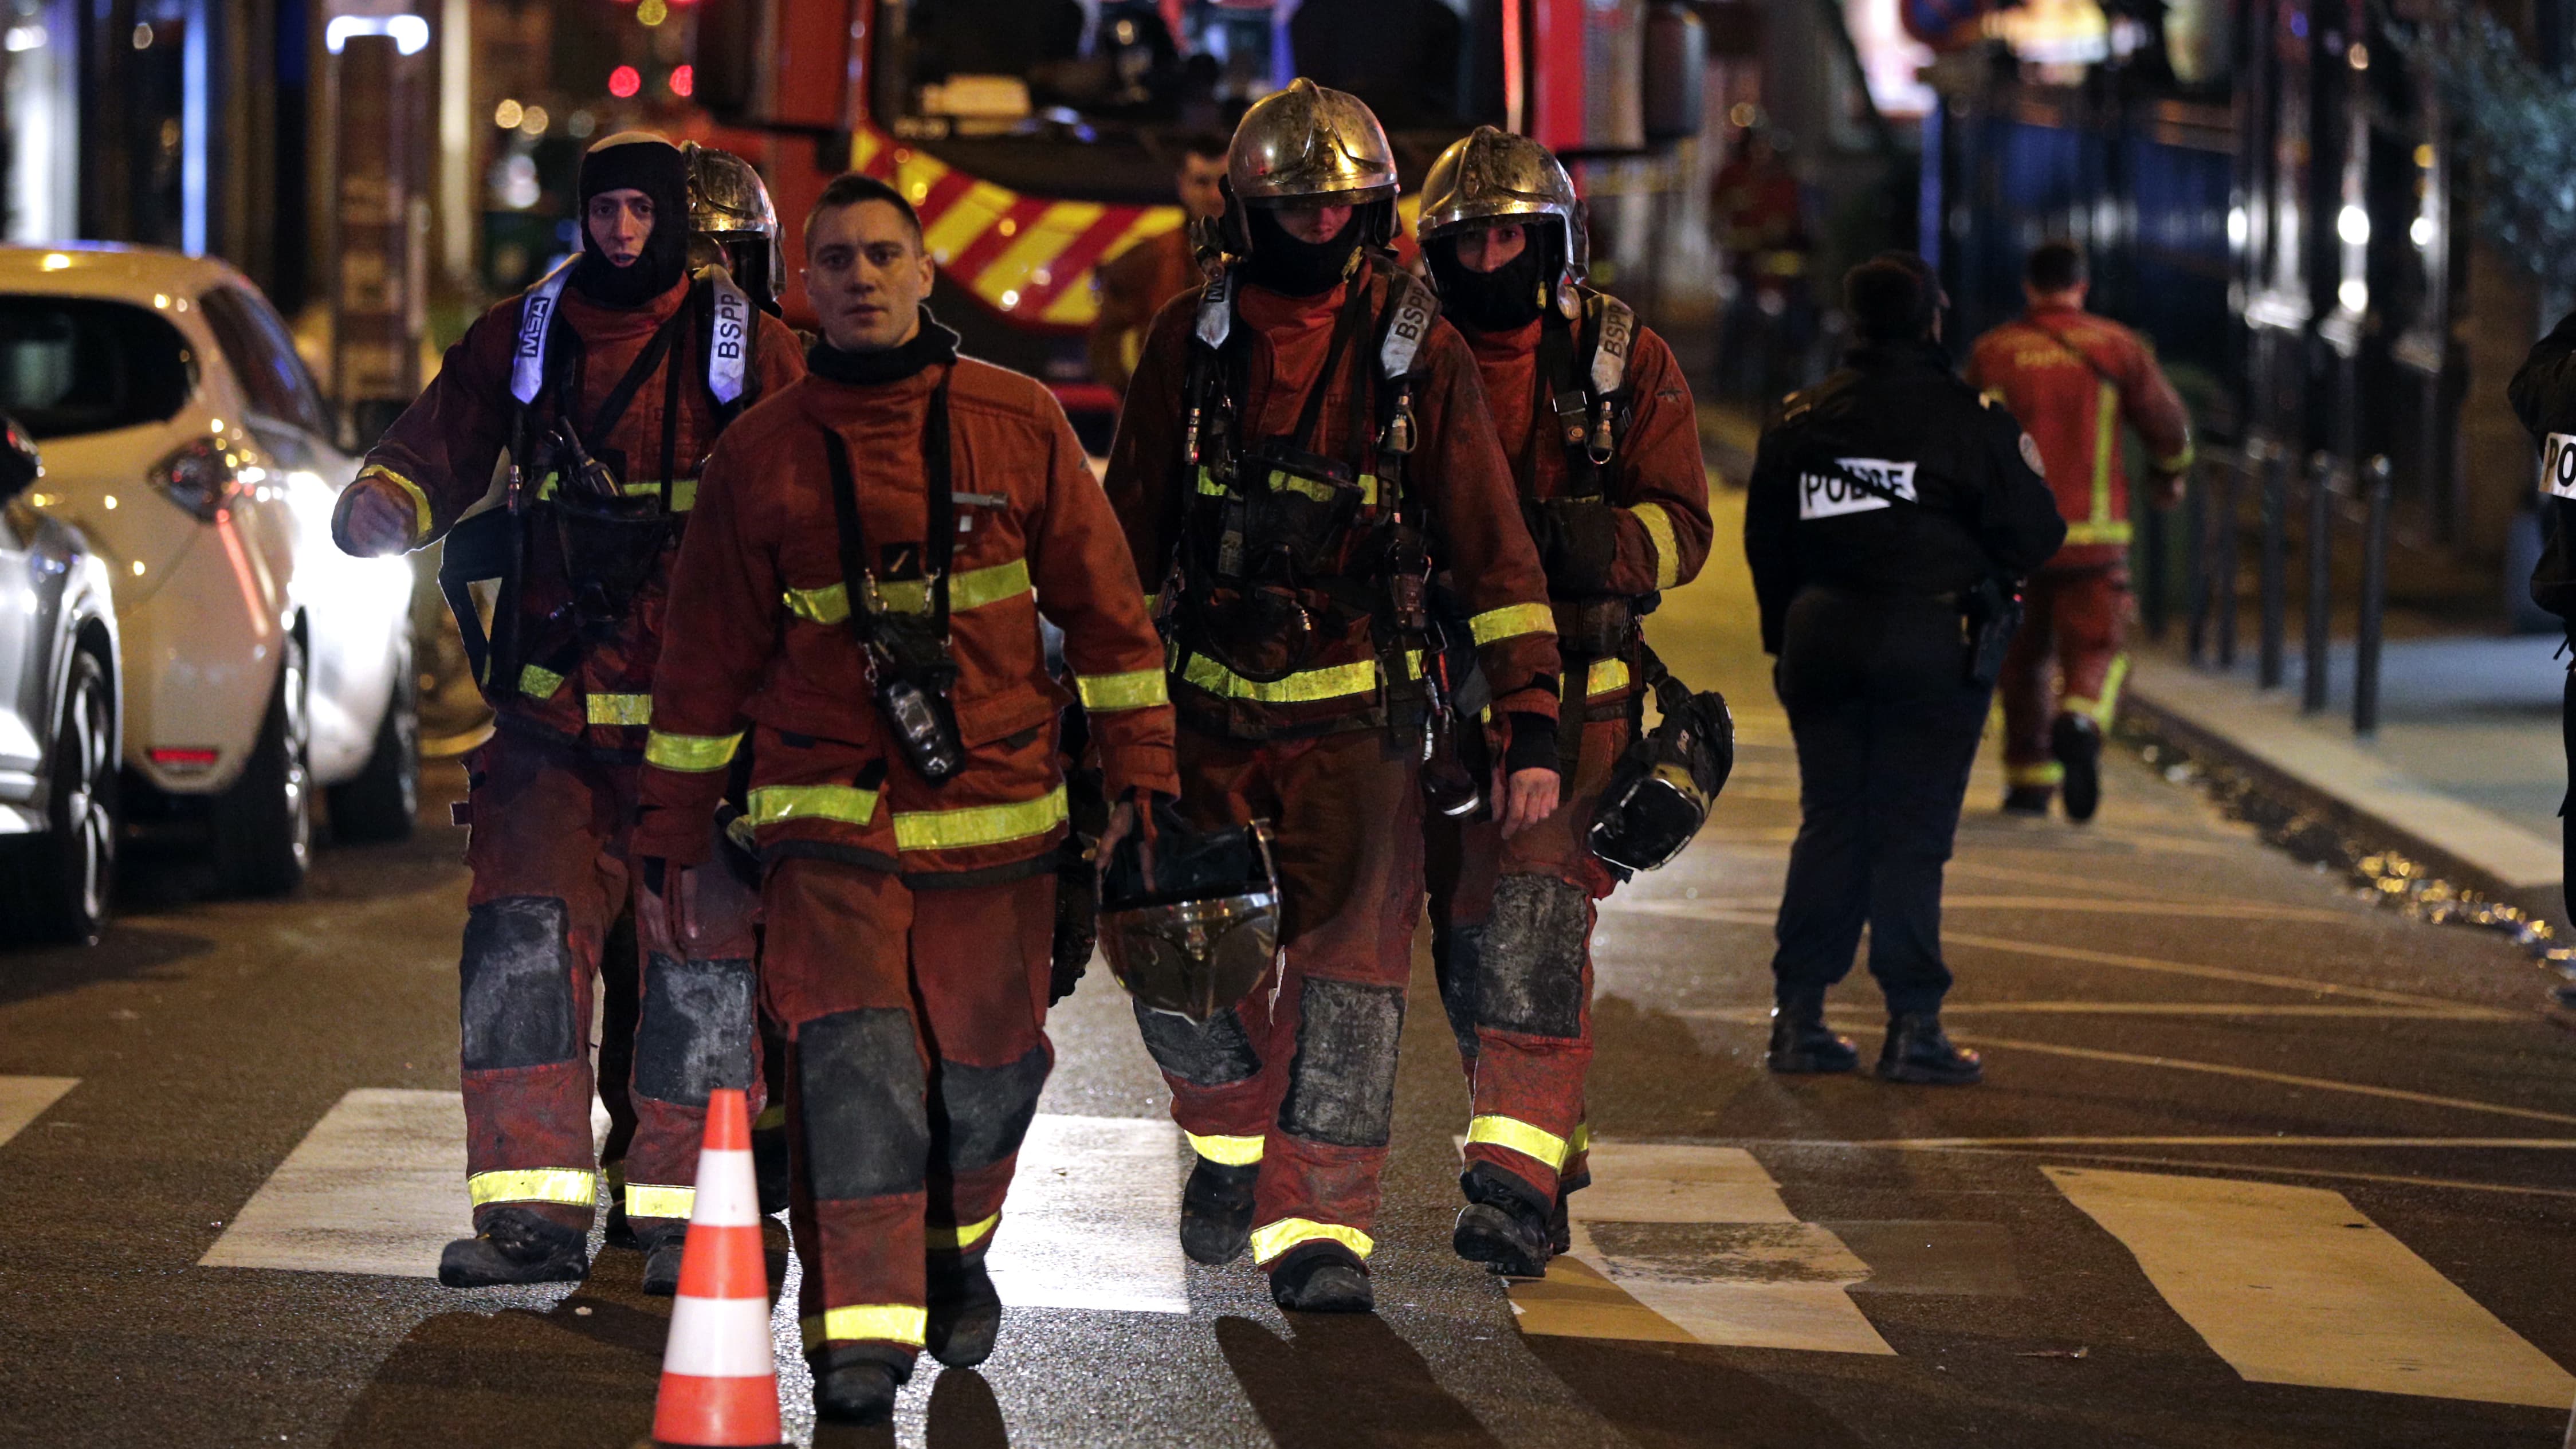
[571,132,691,308]
[1426,233,1551,333]
[1240,204,1363,297]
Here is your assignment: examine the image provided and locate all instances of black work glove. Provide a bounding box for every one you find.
[1050,830,1098,1006]
[1526,499,1623,595]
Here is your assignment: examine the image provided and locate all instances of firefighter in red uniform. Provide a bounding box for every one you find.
[633,172,1175,1425]
[331,133,806,1290]
[1087,131,1228,398]
[1414,128,1713,1274]
[1104,80,1562,1314]
[1965,241,2193,821]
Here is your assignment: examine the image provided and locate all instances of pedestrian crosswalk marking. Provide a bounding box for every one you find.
[202,1089,472,1278]
[985,1114,1187,1315]
[0,1075,77,1148]
[1508,1145,1895,1355]
[2048,1165,2576,1408]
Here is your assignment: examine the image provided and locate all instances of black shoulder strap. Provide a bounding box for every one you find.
[2023,316,2119,390]
[819,379,958,642]
[579,306,690,449]
[820,426,872,651]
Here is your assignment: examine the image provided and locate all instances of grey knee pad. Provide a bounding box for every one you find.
[1477,875,1590,1039]
[1278,978,1405,1148]
[459,897,579,1071]
[932,1044,1050,1175]
[633,953,758,1107]
[1133,999,1262,1088]
[798,1008,929,1201]
[1431,921,1486,1065]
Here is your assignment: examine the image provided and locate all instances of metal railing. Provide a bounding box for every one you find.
[2166,441,2393,736]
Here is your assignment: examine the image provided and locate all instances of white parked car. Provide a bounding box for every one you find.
[0,244,419,896]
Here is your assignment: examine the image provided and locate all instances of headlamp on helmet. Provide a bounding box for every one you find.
[1099,807,1282,1024]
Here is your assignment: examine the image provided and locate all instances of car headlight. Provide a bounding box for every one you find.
[148,435,242,522]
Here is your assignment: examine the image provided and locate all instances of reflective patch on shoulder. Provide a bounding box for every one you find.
[2020,431,2047,477]
[2543,433,2576,499]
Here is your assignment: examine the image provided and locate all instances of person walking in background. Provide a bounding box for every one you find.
[2504,304,2576,1024]
[1966,241,2193,822]
[1087,131,1227,399]
[1744,253,2065,1086]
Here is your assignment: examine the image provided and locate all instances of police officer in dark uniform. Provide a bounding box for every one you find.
[2507,312,2576,1020]
[1743,253,2065,1084]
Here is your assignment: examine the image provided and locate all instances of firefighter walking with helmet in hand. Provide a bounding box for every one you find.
[1414,127,1714,1275]
[330,133,807,1293]
[1101,79,1562,1315]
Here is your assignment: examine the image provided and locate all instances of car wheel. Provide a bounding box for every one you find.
[328,629,419,843]
[5,647,119,945]
[212,630,312,897]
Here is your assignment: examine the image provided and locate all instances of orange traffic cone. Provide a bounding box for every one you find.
[641,1087,785,1449]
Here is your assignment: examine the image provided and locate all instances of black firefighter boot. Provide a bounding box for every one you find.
[925,1254,1003,1368]
[1878,1012,1984,1085]
[437,1205,589,1287]
[1180,1157,1261,1266]
[811,1344,911,1426]
[1765,1003,1859,1074]
[1453,1164,1554,1278]
[638,1222,688,1297]
[1269,1240,1375,1313]
[2053,713,2104,822]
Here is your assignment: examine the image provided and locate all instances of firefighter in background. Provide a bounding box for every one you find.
[1414,128,1713,1275]
[633,172,1175,1424]
[1710,127,1812,403]
[1104,80,1562,1314]
[1965,241,2193,822]
[1087,131,1228,398]
[330,133,807,1290]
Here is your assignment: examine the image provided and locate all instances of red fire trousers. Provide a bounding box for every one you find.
[458,730,764,1242]
[1134,727,1426,1271]
[764,860,1057,1368]
[2000,566,2132,792]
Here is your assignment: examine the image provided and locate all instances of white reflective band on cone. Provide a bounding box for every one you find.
[689,1148,761,1226]
[661,1295,778,1378]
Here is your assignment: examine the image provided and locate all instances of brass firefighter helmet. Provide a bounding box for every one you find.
[1417,125,1585,274]
[682,142,783,311]
[1228,77,1399,208]
[1098,811,1282,1025]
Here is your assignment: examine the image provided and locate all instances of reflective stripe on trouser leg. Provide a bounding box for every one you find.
[2054,569,2131,732]
[1462,874,1596,1202]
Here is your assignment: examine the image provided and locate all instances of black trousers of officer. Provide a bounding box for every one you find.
[1770,586,1994,1018]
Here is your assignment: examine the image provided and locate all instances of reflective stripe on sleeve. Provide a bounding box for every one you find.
[801,1305,930,1349]
[2156,441,2197,473]
[1185,1132,1265,1167]
[1076,668,1169,712]
[2060,520,2134,546]
[358,465,434,543]
[1468,602,1557,646]
[1248,1218,1375,1266]
[643,729,743,773]
[625,1183,696,1222]
[893,784,1069,853]
[587,693,652,727]
[783,559,1032,624]
[1567,1122,1592,1155]
[519,663,565,700]
[468,1168,599,1208]
[1466,1114,1572,1171]
[926,1212,1000,1251]
[746,784,881,828]
[1628,501,1681,591]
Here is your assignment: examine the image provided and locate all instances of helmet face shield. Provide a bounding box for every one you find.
[1590,680,1734,873]
[1098,814,1283,1023]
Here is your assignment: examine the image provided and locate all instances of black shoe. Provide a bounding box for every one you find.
[925,1258,1003,1368]
[437,1206,589,1287]
[1878,1012,1983,1085]
[638,1224,686,1297]
[1454,1163,1554,1277]
[2001,785,2054,816]
[2053,713,2103,822]
[752,1120,792,1218]
[1548,1195,1571,1257]
[1180,1157,1260,1266]
[811,1344,910,1426]
[1269,1242,1374,1313]
[1765,1007,1858,1073]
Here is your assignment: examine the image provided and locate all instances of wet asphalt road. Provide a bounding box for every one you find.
[4,486,2574,1448]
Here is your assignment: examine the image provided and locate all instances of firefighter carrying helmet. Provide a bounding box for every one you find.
[1418,125,1587,275]
[1098,807,1281,1024]
[683,142,783,313]
[1220,77,1400,252]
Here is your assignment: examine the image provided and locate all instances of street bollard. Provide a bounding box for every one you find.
[2354,455,2392,737]
[2259,442,2288,689]
[2302,451,2334,714]
[2216,444,2245,670]
[2185,451,2210,666]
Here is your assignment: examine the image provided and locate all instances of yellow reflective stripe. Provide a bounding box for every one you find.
[1248,1218,1375,1266]
[747,783,881,828]
[786,559,1032,622]
[1567,1122,1592,1155]
[802,1305,930,1348]
[625,1184,695,1221]
[1469,602,1556,646]
[1179,653,1381,704]
[587,693,652,727]
[2006,761,2066,787]
[536,472,698,512]
[752,1103,788,1132]
[927,1212,1000,1251]
[2061,521,2134,545]
[2064,653,2130,730]
[1187,1132,1266,1167]
[2156,442,2197,473]
[1629,502,1680,591]
[2092,380,2117,530]
[1196,465,1380,508]
[519,663,565,700]
[358,465,433,543]
[1077,668,1169,712]
[783,583,850,624]
[1467,1114,1572,1171]
[643,729,743,773]
[1196,466,1228,497]
[1581,658,1631,697]
[894,784,1068,853]
[468,1168,598,1208]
